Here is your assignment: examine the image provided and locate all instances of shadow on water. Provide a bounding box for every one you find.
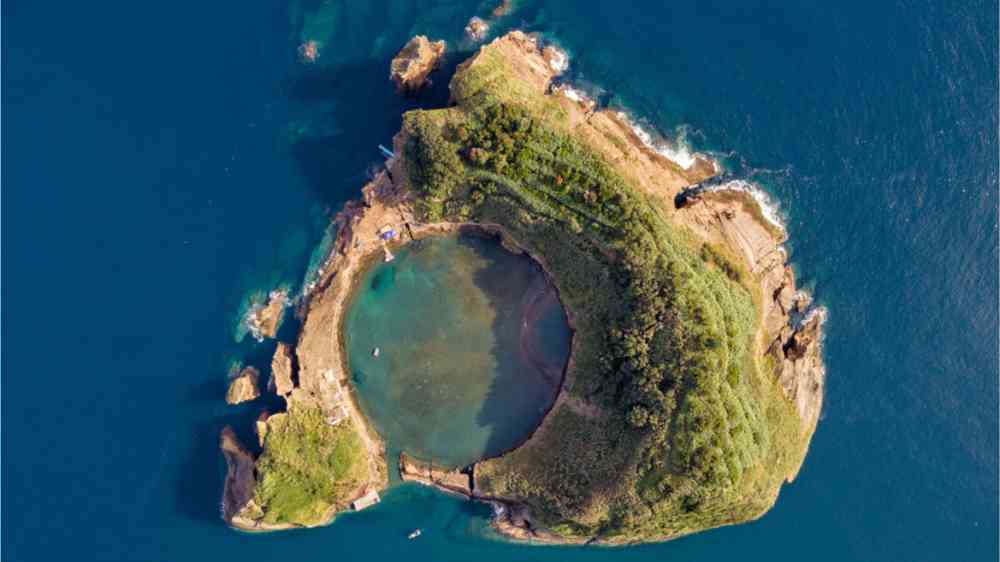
[175,22,489,525]
[175,0,530,532]
[175,412,255,524]
[286,53,463,207]
[175,336,289,525]
[460,234,570,464]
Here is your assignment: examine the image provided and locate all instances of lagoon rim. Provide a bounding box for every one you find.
[344,234,570,468]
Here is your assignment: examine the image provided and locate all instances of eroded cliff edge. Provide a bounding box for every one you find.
[222,31,825,543]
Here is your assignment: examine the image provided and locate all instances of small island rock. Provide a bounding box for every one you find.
[225,366,261,405]
[247,289,288,340]
[390,36,446,94]
[465,17,489,42]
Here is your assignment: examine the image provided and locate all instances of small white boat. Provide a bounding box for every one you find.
[408,528,422,540]
[372,347,380,358]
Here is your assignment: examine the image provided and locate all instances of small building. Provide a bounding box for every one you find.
[352,490,381,511]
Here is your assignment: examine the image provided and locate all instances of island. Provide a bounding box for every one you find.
[225,366,261,405]
[221,31,825,544]
[389,35,446,94]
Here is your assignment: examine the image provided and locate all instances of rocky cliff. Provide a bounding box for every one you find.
[220,427,260,524]
[467,30,825,443]
[672,189,825,451]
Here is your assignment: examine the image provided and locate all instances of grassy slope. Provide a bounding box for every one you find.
[401,45,807,541]
[250,406,368,527]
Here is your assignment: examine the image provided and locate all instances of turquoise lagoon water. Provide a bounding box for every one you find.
[4,0,996,561]
[345,234,569,468]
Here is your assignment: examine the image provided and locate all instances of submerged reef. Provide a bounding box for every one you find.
[221,31,825,543]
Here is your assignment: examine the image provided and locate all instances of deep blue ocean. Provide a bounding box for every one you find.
[4,1,997,561]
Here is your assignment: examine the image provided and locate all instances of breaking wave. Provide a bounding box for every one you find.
[791,291,829,330]
[703,179,786,231]
[547,46,569,74]
[615,112,705,171]
[234,285,291,343]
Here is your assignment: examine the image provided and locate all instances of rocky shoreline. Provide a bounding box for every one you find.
[221,30,825,543]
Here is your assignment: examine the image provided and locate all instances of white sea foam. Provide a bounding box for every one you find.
[704,179,787,232]
[799,304,828,327]
[546,47,569,74]
[790,292,828,330]
[615,112,705,170]
[243,301,266,342]
[241,287,291,342]
[555,84,594,105]
[559,85,585,102]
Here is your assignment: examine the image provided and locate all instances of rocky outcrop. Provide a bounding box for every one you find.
[390,36,446,94]
[226,366,261,405]
[255,410,270,447]
[769,295,826,443]
[247,289,288,340]
[465,17,489,42]
[269,343,296,397]
[220,427,259,523]
[399,453,473,496]
[454,32,714,192]
[673,188,826,446]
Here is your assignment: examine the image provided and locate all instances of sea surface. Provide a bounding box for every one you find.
[3,1,997,561]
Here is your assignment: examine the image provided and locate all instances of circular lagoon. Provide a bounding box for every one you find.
[344,233,571,467]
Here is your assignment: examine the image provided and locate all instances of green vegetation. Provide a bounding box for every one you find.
[401,45,807,541]
[700,242,745,284]
[252,406,368,527]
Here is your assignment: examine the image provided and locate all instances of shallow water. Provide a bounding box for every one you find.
[345,234,570,467]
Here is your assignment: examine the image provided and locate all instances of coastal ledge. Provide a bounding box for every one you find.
[221,30,826,543]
